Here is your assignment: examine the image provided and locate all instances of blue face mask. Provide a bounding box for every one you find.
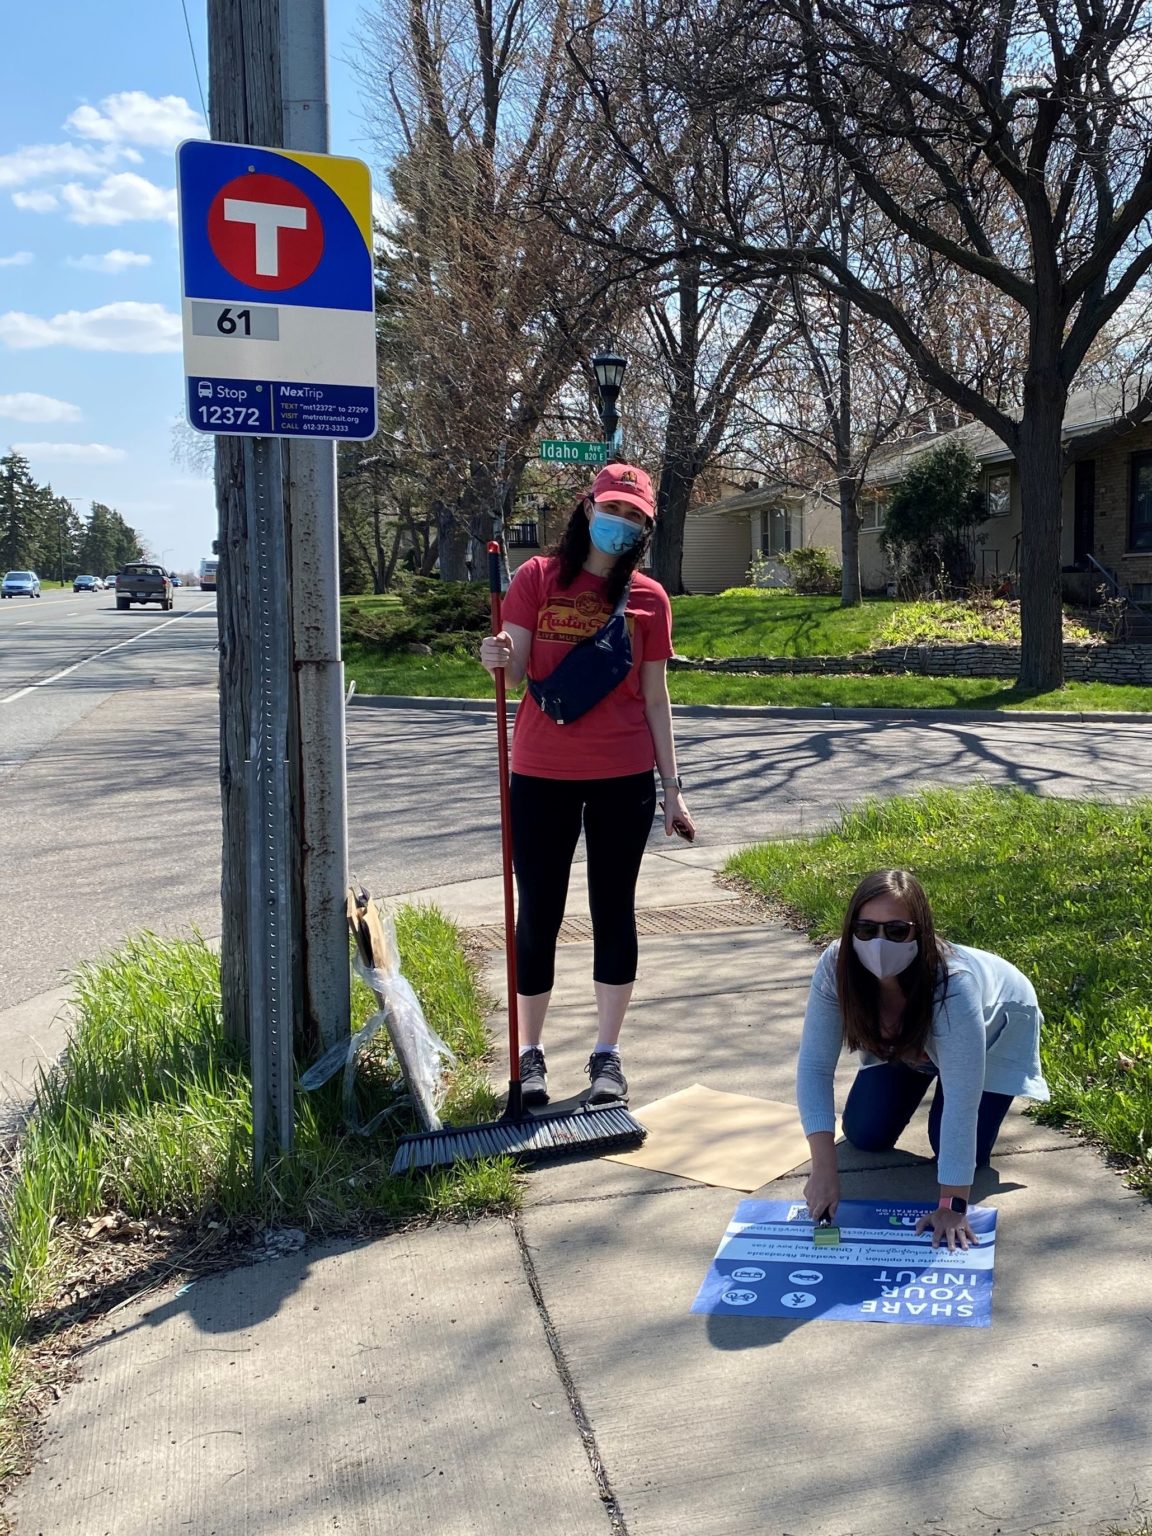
[589,510,644,555]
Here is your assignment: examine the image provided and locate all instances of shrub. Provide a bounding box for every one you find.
[778,547,843,596]
[745,550,790,589]
[343,579,490,654]
[880,440,989,596]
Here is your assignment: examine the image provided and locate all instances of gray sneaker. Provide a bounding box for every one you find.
[519,1047,549,1107]
[584,1051,628,1106]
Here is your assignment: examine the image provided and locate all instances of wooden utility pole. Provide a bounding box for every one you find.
[206,0,299,1056]
[206,0,351,1111]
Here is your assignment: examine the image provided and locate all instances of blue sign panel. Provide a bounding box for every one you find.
[691,1199,998,1327]
[177,140,377,440]
[187,377,377,439]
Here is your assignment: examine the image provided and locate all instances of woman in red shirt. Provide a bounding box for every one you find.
[480,463,695,1109]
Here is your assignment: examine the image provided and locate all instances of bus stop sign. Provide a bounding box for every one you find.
[177,140,377,439]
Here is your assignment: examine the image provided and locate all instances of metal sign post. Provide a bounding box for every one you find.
[244,436,293,1163]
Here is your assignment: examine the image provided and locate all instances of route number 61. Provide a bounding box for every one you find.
[216,307,252,336]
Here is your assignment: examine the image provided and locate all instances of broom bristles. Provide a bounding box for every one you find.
[390,1105,645,1176]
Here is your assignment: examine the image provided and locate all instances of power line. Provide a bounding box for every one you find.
[179,0,208,121]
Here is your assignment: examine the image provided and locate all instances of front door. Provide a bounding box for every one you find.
[1073,459,1096,567]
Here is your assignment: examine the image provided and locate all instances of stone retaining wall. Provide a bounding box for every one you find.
[669,643,1152,684]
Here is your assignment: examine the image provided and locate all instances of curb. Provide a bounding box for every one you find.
[346,693,1152,726]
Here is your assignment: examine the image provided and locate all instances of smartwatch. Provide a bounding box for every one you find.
[938,1195,968,1214]
[661,775,683,790]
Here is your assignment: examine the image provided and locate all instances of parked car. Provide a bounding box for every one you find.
[1,570,41,599]
[73,575,103,593]
[115,563,173,610]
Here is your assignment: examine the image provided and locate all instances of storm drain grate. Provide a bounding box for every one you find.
[469,901,762,949]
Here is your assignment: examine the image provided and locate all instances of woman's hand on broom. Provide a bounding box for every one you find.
[481,632,514,674]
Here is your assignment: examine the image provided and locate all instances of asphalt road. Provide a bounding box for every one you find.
[1,592,1150,1014]
[346,702,1152,898]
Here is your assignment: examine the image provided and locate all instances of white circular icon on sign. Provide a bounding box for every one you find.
[730,1267,766,1282]
[722,1288,759,1306]
[788,1269,824,1285]
[780,1291,817,1309]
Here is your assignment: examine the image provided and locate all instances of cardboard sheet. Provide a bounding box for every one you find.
[605,1083,815,1192]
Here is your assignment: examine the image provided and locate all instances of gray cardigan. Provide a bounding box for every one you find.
[797,941,1050,1185]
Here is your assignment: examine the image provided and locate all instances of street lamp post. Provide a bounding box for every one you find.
[591,351,627,456]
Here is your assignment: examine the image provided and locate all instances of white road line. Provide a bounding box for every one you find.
[0,602,216,705]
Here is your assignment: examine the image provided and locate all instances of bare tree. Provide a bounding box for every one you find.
[572,0,1152,687]
[357,0,642,579]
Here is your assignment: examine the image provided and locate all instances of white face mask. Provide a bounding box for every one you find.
[852,935,919,979]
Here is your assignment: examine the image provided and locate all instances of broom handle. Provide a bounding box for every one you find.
[488,542,522,1107]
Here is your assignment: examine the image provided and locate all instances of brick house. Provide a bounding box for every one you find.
[854,390,1152,601]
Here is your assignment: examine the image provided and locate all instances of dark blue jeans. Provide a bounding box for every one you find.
[841,1061,1014,1167]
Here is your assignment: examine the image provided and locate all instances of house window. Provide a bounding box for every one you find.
[986,471,1011,517]
[507,521,539,549]
[859,495,884,531]
[760,505,793,556]
[1130,452,1152,551]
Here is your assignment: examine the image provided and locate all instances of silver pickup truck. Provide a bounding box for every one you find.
[114,563,174,611]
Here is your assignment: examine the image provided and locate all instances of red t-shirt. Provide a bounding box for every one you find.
[501,556,674,780]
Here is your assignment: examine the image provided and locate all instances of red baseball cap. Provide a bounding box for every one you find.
[591,462,656,520]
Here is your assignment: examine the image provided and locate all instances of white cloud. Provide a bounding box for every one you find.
[13,441,127,464]
[0,141,133,191]
[58,173,176,226]
[0,393,83,423]
[0,251,34,267]
[67,92,206,151]
[66,249,153,274]
[0,302,181,353]
[12,190,60,213]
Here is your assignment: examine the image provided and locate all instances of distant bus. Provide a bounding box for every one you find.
[199,557,218,592]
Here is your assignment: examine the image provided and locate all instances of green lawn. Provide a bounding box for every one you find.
[665,673,1151,712]
[726,786,1152,1193]
[342,645,1150,712]
[341,594,402,616]
[671,593,898,657]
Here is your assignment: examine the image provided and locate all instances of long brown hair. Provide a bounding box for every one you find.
[548,497,654,607]
[834,869,949,1059]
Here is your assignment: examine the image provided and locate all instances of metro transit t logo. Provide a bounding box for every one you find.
[207,173,324,289]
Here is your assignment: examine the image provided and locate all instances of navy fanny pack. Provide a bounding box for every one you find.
[527,583,633,726]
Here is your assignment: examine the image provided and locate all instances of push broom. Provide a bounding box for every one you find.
[389,542,648,1175]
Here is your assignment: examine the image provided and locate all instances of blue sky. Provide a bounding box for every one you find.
[0,0,370,573]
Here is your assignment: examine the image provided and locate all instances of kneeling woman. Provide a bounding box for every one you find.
[797,869,1049,1250]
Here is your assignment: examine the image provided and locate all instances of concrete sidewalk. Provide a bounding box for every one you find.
[11,847,1152,1536]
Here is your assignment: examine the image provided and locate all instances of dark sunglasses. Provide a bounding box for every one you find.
[851,919,917,942]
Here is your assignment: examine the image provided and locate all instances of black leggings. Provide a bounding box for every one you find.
[510,771,657,995]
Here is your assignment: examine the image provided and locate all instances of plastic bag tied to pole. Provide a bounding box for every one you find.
[300,916,455,1137]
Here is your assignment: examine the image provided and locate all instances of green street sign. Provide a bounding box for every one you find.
[538,438,608,465]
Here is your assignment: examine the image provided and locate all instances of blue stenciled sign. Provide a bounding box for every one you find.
[691,1199,997,1327]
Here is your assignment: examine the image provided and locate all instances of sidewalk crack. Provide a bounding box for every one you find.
[511,1212,631,1535]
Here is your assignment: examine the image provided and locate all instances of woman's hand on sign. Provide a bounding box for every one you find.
[915,1208,979,1251]
[804,1167,840,1222]
[481,631,514,673]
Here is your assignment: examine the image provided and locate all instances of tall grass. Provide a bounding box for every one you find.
[727,787,1152,1187]
[0,905,516,1465]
